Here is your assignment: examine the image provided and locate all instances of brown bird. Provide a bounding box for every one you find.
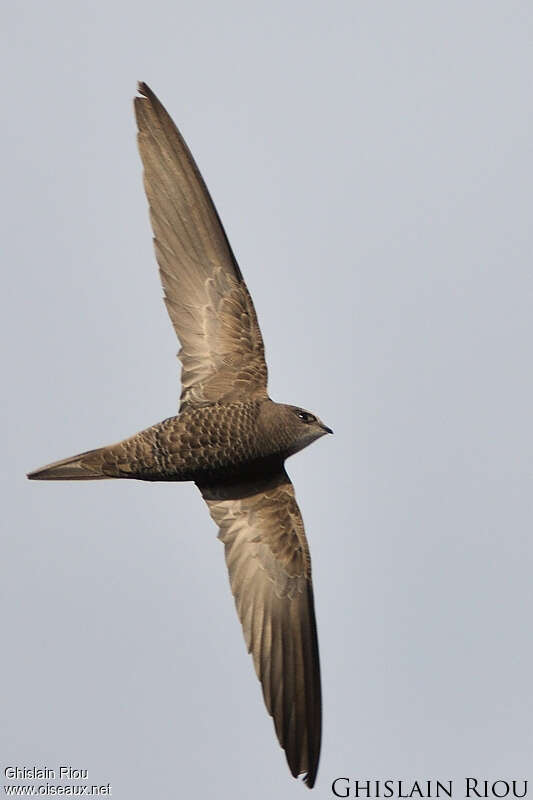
[28,82,332,788]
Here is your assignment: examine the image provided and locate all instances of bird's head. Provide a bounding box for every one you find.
[265,403,333,458]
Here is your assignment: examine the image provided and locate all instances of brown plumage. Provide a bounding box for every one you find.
[28,82,332,788]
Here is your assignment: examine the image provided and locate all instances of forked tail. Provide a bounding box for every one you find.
[27,448,112,480]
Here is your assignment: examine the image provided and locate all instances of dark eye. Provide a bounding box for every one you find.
[296,410,315,423]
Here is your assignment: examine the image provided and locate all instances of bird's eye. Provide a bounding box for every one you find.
[296,410,315,423]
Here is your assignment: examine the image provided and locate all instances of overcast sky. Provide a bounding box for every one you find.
[2,1,532,798]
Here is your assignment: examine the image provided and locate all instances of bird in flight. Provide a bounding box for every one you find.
[28,82,332,788]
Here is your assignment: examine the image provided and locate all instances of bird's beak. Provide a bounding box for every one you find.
[321,424,333,435]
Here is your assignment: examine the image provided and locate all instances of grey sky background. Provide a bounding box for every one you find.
[2,1,532,797]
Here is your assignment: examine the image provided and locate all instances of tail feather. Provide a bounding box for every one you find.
[27,449,110,480]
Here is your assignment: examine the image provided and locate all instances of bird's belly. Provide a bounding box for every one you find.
[135,407,271,481]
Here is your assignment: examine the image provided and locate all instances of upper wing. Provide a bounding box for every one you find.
[134,83,268,409]
[199,470,322,788]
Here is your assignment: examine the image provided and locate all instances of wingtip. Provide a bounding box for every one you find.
[136,81,152,100]
[303,770,317,789]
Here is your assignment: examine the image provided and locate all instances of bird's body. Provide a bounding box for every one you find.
[28,83,331,788]
[29,399,328,483]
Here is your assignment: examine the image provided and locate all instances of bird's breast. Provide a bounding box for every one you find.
[138,400,279,481]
